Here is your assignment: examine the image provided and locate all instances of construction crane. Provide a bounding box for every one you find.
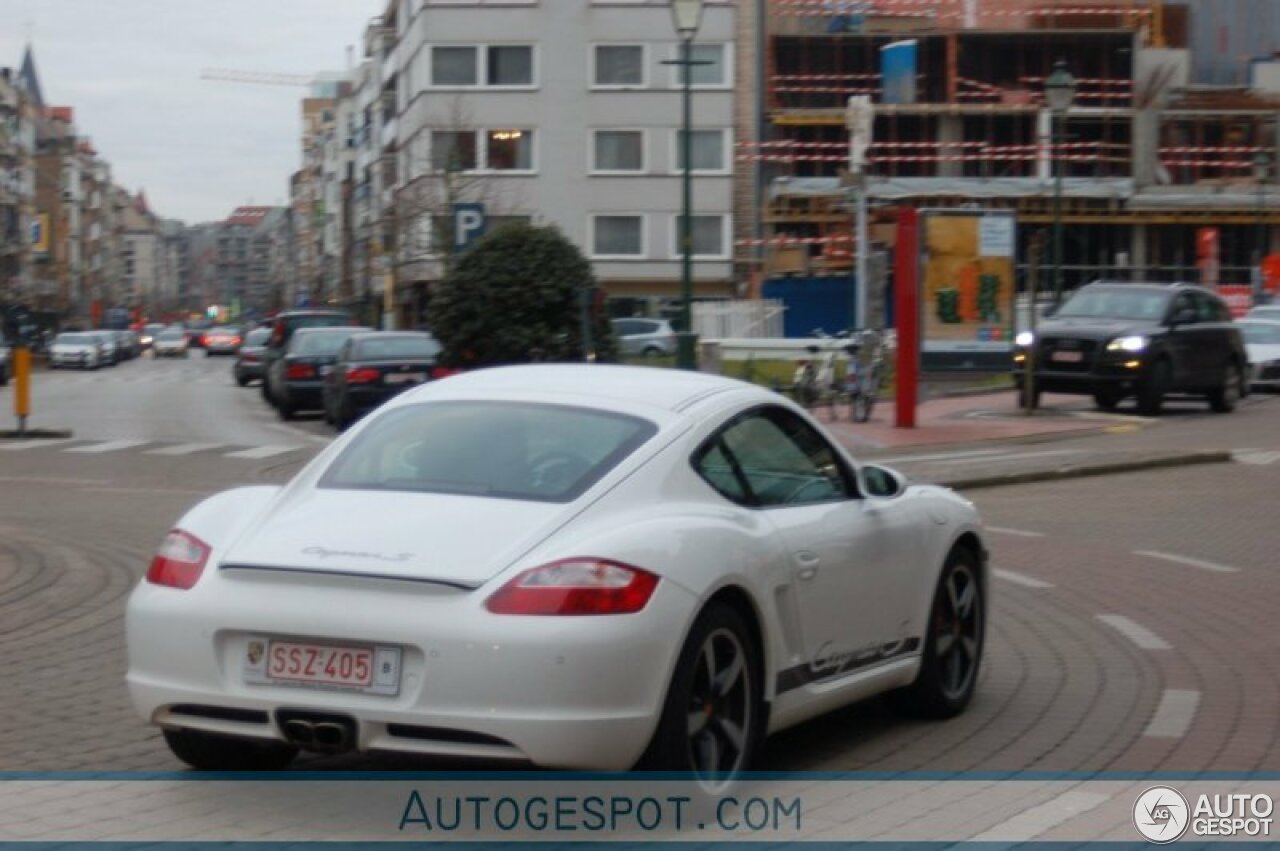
[200,68,313,87]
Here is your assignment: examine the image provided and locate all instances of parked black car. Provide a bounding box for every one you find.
[323,332,444,430]
[261,309,355,405]
[269,326,370,420]
[1013,282,1249,415]
[232,327,272,386]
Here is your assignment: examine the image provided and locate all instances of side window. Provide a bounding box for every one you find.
[1192,292,1217,323]
[692,440,749,505]
[1170,294,1196,323]
[710,408,850,507]
[1212,297,1232,323]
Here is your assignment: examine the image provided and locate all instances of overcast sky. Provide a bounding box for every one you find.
[0,0,382,224]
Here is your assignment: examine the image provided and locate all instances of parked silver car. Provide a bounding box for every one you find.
[611,317,677,357]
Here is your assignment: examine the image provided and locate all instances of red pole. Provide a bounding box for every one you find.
[894,207,919,429]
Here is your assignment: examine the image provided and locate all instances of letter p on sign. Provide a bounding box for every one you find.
[454,203,487,252]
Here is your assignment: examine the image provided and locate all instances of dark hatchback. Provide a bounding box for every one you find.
[271,326,370,420]
[1014,282,1248,415]
[232,327,272,386]
[323,331,444,430]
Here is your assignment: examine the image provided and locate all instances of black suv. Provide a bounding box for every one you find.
[1014,283,1248,415]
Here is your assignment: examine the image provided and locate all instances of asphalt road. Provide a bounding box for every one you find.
[0,352,1276,772]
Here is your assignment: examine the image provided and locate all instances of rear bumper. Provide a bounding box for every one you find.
[235,362,265,379]
[282,382,324,409]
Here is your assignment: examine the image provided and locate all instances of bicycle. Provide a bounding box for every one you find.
[840,329,888,423]
[792,329,845,414]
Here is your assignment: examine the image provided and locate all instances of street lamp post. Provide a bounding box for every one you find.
[669,0,705,370]
[1044,60,1076,307]
[1255,151,1271,304]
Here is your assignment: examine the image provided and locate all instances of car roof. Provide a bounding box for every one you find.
[403,364,754,414]
[292,325,368,337]
[349,331,435,341]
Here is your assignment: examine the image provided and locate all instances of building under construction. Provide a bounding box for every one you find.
[735,0,1280,325]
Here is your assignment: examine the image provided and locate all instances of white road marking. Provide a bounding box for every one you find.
[1096,614,1172,650]
[987,526,1046,538]
[1143,689,1200,738]
[0,439,80,452]
[264,422,332,445]
[873,448,1008,464]
[144,442,225,456]
[65,440,150,454]
[1233,449,1280,466]
[222,445,301,460]
[970,790,1110,841]
[1134,550,1241,574]
[994,569,1055,589]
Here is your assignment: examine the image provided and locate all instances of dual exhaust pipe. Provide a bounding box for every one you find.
[276,711,357,753]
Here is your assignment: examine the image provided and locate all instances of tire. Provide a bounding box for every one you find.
[894,545,985,719]
[235,374,250,388]
[1093,389,1122,412]
[1136,359,1170,416]
[277,399,295,421]
[639,602,763,782]
[643,345,662,358]
[1208,361,1243,414]
[163,728,297,771]
[0,368,7,386]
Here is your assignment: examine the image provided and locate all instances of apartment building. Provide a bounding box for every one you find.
[371,0,736,327]
[0,66,37,306]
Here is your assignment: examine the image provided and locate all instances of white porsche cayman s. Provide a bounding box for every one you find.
[126,365,987,776]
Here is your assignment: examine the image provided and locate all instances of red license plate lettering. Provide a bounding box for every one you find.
[267,642,374,688]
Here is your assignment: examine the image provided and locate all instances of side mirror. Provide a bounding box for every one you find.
[1041,303,1059,319]
[858,464,906,499]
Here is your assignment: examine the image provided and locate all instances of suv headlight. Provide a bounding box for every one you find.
[1106,335,1147,353]
[1015,331,1034,347]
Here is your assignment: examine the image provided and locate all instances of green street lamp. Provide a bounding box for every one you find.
[1044,59,1076,307]
[671,0,705,370]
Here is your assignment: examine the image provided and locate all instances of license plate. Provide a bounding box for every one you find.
[385,373,425,385]
[243,638,402,696]
[1051,350,1084,363]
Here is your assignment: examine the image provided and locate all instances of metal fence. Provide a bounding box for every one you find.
[692,298,786,339]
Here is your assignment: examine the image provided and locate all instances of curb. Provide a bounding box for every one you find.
[939,450,1232,491]
[0,428,74,440]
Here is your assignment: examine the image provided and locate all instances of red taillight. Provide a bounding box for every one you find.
[431,366,461,379]
[286,362,317,380]
[231,337,241,345]
[145,530,211,590]
[346,367,380,384]
[485,559,659,616]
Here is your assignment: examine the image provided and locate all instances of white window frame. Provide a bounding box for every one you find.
[668,127,731,175]
[589,213,648,260]
[666,41,732,90]
[669,213,731,261]
[589,43,648,90]
[590,129,648,175]
[427,44,538,90]
[427,128,539,175]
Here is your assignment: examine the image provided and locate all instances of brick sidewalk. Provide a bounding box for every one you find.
[819,391,1113,452]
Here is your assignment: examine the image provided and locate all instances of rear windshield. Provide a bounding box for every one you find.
[55,334,92,344]
[320,401,658,503]
[291,330,356,355]
[1240,322,1280,345]
[354,336,442,361]
[158,330,184,340]
[244,328,270,345]
[1057,288,1170,320]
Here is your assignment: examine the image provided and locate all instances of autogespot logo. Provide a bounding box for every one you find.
[1134,786,1191,844]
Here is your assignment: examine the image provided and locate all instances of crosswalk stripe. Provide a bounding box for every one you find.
[0,438,81,452]
[222,445,301,460]
[144,442,225,456]
[994,569,1055,589]
[65,440,151,454]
